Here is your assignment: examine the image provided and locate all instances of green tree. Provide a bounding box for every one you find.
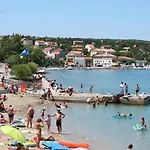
[6,54,21,67]
[11,64,32,80]
[28,62,38,73]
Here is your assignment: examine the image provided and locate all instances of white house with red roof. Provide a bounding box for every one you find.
[50,49,67,59]
[92,46,116,67]
[85,44,95,52]
[42,47,53,56]
[35,40,45,47]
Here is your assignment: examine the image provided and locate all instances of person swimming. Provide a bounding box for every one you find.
[117,112,132,117]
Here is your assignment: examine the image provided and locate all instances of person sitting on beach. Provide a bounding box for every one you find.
[13,141,29,150]
[140,117,146,128]
[6,105,15,124]
[87,97,93,104]
[0,113,7,124]
[96,96,100,105]
[3,95,8,101]
[0,101,5,111]
[27,105,34,128]
[127,144,133,150]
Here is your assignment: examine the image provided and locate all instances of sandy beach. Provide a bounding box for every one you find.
[0,94,72,150]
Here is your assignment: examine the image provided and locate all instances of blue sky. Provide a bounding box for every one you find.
[1,0,150,40]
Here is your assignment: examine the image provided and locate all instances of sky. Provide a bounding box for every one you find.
[0,0,150,40]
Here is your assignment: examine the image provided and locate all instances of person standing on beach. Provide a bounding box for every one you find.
[41,107,46,120]
[45,114,51,131]
[51,108,65,134]
[6,105,15,124]
[136,84,140,95]
[120,82,124,94]
[124,83,128,95]
[27,105,34,128]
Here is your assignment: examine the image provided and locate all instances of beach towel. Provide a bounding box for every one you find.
[42,141,70,150]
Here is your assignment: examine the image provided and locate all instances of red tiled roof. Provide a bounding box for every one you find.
[43,47,52,51]
[52,49,62,53]
[70,51,82,54]
[36,40,45,43]
[91,48,115,52]
[94,54,116,57]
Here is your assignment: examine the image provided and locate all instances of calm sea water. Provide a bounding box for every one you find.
[42,69,150,150]
[45,69,150,94]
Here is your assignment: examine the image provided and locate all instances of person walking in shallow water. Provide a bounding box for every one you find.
[135,84,140,96]
[51,108,65,134]
[80,83,83,93]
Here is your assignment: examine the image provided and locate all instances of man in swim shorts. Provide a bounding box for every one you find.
[51,108,65,134]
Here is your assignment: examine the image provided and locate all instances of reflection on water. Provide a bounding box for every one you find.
[35,103,150,150]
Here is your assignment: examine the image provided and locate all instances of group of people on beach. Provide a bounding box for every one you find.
[120,82,140,95]
[26,103,66,148]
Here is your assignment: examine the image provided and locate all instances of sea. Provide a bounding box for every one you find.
[39,69,150,150]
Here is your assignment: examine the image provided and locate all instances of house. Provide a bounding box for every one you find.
[84,57,93,67]
[91,47,115,56]
[73,41,83,45]
[85,44,95,52]
[23,40,33,46]
[44,41,58,48]
[74,57,85,67]
[119,47,130,53]
[42,47,53,56]
[51,49,67,59]
[93,54,116,67]
[66,51,83,63]
[34,40,45,47]
[71,45,84,51]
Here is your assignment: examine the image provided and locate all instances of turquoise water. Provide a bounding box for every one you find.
[45,69,150,94]
[43,70,150,149]
[36,103,150,150]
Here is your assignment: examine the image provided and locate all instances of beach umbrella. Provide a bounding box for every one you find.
[0,126,26,143]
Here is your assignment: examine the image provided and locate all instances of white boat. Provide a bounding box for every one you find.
[65,66,73,70]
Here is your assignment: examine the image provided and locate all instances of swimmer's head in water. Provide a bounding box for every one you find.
[129,114,132,116]
[128,144,133,149]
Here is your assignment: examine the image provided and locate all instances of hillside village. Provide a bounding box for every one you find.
[0,34,149,68]
[23,39,146,68]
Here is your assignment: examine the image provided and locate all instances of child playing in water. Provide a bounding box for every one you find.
[45,115,51,131]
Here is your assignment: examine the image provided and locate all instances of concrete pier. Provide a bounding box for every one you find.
[52,93,113,103]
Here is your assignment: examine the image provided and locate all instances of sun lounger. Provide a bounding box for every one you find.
[42,141,70,150]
